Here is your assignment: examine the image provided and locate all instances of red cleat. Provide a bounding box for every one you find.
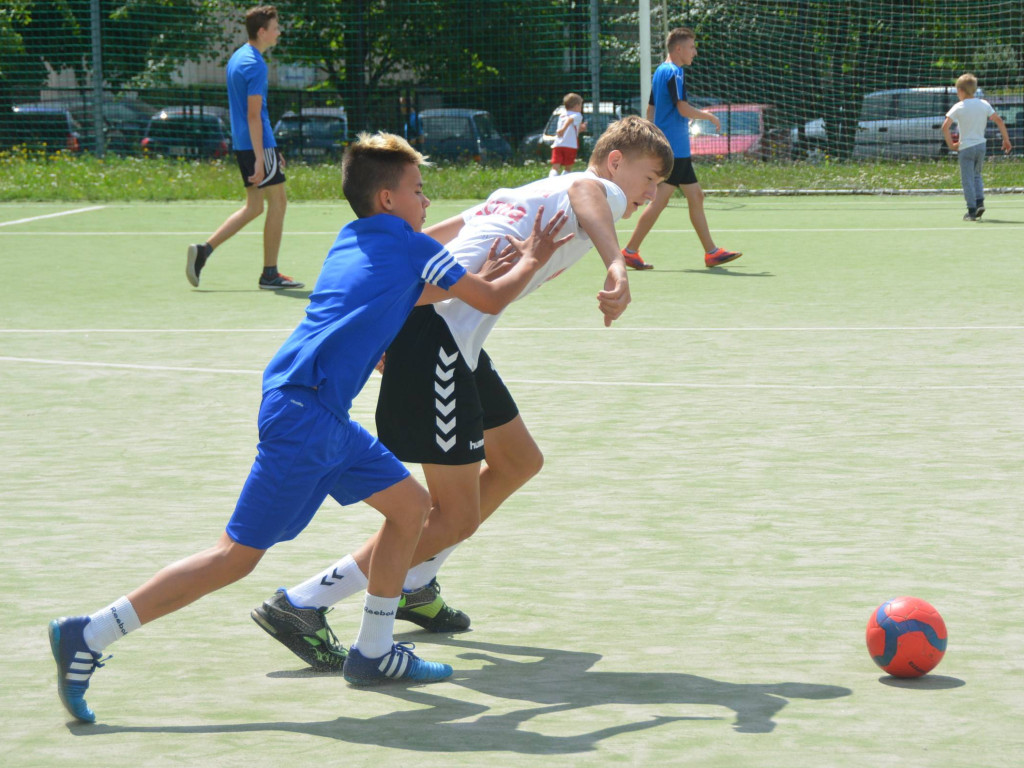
[704,247,742,268]
[621,249,654,270]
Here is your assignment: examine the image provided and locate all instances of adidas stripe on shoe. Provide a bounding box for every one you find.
[49,616,107,723]
[343,641,453,686]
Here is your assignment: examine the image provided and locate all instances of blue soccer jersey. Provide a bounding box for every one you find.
[226,44,276,150]
[650,61,690,158]
[262,214,466,419]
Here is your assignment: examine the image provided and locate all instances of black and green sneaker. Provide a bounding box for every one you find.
[252,589,348,671]
[397,579,471,633]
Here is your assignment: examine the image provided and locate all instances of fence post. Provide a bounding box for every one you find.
[90,0,105,157]
[590,0,600,114]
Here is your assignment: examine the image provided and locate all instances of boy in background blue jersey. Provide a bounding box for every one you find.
[187,5,302,290]
[620,27,742,270]
[48,132,572,722]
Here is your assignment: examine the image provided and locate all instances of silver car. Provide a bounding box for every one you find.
[853,86,981,159]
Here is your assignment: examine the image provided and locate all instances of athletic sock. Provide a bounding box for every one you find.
[352,593,400,659]
[548,168,559,178]
[403,544,459,592]
[82,596,141,652]
[286,554,368,609]
[262,266,279,279]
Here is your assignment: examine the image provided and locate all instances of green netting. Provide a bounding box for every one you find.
[1,1,1022,180]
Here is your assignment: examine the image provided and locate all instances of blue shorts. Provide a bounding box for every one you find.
[226,386,410,550]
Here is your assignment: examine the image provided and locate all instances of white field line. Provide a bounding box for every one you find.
[0,206,106,228]
[1,356,1021,391]
[1,326,1023,334]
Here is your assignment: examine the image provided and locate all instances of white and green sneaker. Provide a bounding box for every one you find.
[252,589,347,671]
[397,579,471,633]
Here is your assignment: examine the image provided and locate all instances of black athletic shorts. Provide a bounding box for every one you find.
[235,148,286,188]
[666,156,699,186]
[375,306,519,465]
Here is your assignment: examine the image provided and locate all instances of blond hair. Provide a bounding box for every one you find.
[956,73,978,96]
[590,115,673,178]
[666,27,695,51]
[563,93,583,111]
[342,132,426,218]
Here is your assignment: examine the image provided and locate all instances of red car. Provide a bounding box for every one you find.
[689,103,791,160]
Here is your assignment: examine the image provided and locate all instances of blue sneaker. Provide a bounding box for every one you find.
[343,641,453,686]
[48,616,106,723]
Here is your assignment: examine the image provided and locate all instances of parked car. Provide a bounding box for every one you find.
[520,102,622,162]
[689,104,792,160]
[273,107,348,160]
[853,87,982,159]
[141,107,230,158]
[100,99,157,154]
[5,104,83,153]
[986,96,1024,156]
[419,108,512,163]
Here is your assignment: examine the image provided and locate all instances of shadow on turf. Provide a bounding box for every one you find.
[192,288,312,299]
[878,674,965,690]
[69,639,852,752]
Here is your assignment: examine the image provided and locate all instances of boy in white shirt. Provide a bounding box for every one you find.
[549,92,587,176]
[943,73,1012,221]
[250,117,675,662]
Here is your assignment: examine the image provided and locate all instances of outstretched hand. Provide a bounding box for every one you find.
[476,239,519,281]
[505,206,575,267]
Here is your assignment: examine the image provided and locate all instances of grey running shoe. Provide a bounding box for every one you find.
[186,243,211,287]
[258,272,304,289]
[397,579,471,633]
[252,589,347,670]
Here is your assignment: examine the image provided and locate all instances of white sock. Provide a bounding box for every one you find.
[548,168,559,177]
[286,554,368,609]
[82,596,141,652]
[352,593,399,659]
[403,544,460,592]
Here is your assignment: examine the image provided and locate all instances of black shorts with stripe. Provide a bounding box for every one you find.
[235,148,286,188]
[375,305,519,465]
[666,156,699,186]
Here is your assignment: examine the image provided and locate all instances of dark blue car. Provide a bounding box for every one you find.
[419,108,512,164]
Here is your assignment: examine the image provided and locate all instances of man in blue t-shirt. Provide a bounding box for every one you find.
[48,132,573,721]
[620,27,743,271]
[187,5,303,290]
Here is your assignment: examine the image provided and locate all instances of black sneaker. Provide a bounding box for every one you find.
[259,272,305,290]
[251,589,348,670]
[186,243,211,287]
[976,204,985,220]
[397,579,471,633]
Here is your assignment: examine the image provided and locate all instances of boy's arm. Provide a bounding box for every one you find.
[678,101,721,131]
[431,208,573,315]
[990,113,1013,153]
[247,94,265,184]
[423,214,468,245]
[567,178,631,327]
[941,116,957,151]
[556,115,571,138]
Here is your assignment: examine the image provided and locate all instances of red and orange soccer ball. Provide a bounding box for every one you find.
[866,596,947,678]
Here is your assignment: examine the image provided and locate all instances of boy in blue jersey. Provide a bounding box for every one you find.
[620,27,742,270]
[187,6,302,290]
[48,132,571,722]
